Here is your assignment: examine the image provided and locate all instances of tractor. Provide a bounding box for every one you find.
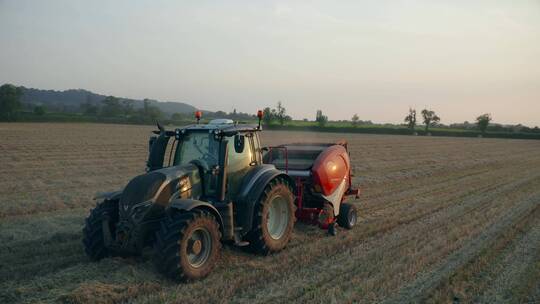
[83,110,359,281]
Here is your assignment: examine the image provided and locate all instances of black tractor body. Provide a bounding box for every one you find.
[84,118,295,280]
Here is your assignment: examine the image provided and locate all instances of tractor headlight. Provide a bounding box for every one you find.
[177,176,193,199]
[178,176,191,193]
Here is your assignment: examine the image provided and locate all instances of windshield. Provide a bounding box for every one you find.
[173,132,220,167]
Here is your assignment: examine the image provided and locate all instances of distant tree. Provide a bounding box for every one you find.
[520,126,533,133]
[229,108,238,120]
[121,99,134,116]
[421,109,440,133]
[214,110,227,117]
[351,113,359,127]
[476,113,492,134]
[0,84,23,120]
[100,96,123,117]
[315,110,328,127]
[33,105,46,116]
[404,108,417,131]
[81,101,99,115]
[262,107,274,125]
[283,115,292,123]
[276,101,286,126]
[171,112,184,121]
[140,99,163,122]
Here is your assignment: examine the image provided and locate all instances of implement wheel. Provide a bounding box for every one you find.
[337,203,357,229]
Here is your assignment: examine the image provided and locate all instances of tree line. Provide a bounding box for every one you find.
[261,102,333,127]
[2,83,538,135]
[81,96,164,123]
[261,100,538,135]
[404,108,497,135]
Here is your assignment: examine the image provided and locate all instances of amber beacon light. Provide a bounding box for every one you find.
[257,110,263,129]
[195,111,202,124]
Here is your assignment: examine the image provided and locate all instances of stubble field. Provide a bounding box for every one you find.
[1,123,539,304]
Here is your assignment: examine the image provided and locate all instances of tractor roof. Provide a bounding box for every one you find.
[176,119,261,135]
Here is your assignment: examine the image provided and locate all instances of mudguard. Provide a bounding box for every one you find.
[169,199,224,235]
[235,165,295,235]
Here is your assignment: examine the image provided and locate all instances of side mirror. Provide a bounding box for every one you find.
[148,136,157,154]
[234,135,245,153]
[147,134,170,172]
[156,121,165,134]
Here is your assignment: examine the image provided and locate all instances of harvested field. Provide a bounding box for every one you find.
[1,122,539,304]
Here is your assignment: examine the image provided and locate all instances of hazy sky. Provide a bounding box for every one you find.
[1,1,539,125]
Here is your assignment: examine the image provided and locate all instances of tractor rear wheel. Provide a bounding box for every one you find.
[82,199,119,260]
[337,203,357,229]
[154,209,221,281]
[247,178,295,255]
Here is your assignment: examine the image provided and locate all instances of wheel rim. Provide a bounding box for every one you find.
[348,209,357,226]
[267,195,290,240]
[186,227,212,268]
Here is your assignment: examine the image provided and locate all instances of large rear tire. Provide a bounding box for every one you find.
[154,209,221,281]
[82,200,119,260]
[247,178,295,255]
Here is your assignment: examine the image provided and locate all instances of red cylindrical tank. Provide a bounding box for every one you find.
[311,145,350,196]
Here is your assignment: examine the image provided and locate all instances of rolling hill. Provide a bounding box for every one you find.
[19,87,198,114]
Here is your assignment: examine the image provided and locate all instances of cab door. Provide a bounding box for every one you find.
[226,133,255,200]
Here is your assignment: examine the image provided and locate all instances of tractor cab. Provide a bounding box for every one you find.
[146,117,263,202]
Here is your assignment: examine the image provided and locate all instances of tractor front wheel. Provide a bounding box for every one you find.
[247,178,295,255]
[82,199,119,260]
[154,209,221,281]
[337,203,357,229]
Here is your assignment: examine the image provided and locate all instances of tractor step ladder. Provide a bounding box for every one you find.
[233,228,249,246]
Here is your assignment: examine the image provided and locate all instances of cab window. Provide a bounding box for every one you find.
[173,132,220,167]
[227,133,253,197]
